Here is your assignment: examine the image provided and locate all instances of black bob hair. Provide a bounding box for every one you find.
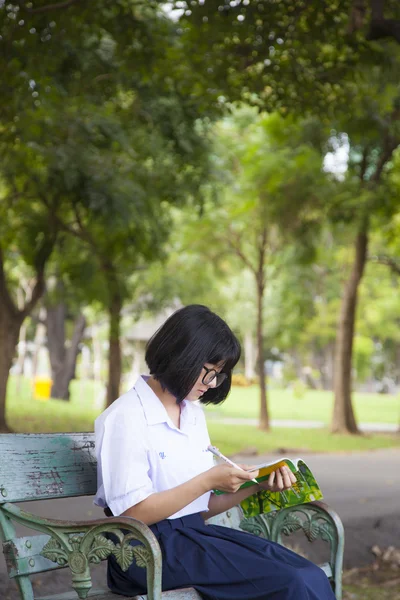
[145,304,241,404]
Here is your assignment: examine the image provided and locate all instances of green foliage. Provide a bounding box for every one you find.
[353,336,375,382]
[177,0,400,116]
[291,379,307,399]
[0,0,215,316]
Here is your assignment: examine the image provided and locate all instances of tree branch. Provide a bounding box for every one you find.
[348,0,367,34]
[52,204,99,256]
[359,145,370,183]
[20,234,57,318]
[0,244,19,318]
[370,0,384,21]
[256,224,268,292]
[371,137,399,184]
[225,226,257,275]
[371,254,400,276]
[367,0,400,43]
[347,0,400,43]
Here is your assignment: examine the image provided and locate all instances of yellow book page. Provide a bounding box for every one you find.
[257,460,289,478]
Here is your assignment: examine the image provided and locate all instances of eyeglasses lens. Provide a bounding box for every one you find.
[203,370,227,387]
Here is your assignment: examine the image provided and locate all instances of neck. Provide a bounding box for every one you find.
[147,376,179,409]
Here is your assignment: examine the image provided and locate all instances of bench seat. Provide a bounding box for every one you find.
[0,433,344,600]
[36,587,202,600]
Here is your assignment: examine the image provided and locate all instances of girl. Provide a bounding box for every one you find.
[95,305,336,599]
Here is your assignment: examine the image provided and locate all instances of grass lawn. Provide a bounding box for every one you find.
[6,376,102,434]
[342,563,400,600]
[343,585,398,600]
[5,376,400,455]
[205,385,400,424]
[207,422,400,455]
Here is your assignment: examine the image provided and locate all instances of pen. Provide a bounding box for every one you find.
[207,445,259,485]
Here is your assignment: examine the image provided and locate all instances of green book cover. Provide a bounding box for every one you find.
[214,457,323,518]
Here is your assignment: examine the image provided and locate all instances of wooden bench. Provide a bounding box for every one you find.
[0,433,344,600]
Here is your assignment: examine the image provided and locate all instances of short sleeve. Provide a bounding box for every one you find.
[99,411,155,516]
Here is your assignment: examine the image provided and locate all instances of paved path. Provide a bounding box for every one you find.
[231,447,400,568]
[1,448,399,598]
[207,416,399,432]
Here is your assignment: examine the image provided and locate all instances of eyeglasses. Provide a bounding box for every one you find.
[202,365,227,388]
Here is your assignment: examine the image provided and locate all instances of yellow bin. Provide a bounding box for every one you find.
[34,377,52,401]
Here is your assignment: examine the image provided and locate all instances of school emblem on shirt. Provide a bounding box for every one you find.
[159,451,167,459]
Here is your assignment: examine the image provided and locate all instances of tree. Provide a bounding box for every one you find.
[40,100,211,407]
[328,85,400,433]
[45,275,86,401]
[0,0,214,424]
[174,108,329,429]
[261,243,341,390]
[177,0,400,115]
[0,195,57,431]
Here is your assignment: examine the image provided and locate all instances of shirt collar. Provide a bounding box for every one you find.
[134,375,197,429]
[135,375,169,426]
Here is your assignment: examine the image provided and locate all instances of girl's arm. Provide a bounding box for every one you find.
[204,466,297,519]
[204,483,260,519]
[121,464,256,525]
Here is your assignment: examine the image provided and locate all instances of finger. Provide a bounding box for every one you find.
[283,467,297,485]
[280,467,293,489]
[232,469,256,482]
[242,469,259,480]
[233,466,259,479]
[248,469,259,479]
[239,464,259,472]
[268,471,276,488]
[275,469,283,490]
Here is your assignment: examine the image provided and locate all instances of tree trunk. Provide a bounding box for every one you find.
[0,237,54,431]
[106,292,122,407]
[244,331,256,381]
[395,344,400,386]
[92,324,104,383]
[332,225,368,434]
[46,301,86,400]
[0,309,22,432]
[256,278,269,430]
[326,342,335,391]
[46,297,66,397]
[15,321,27,395]
[31,309,47,381]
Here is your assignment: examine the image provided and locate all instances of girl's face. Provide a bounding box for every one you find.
[186,362,226,401]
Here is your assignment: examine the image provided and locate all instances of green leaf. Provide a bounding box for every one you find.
[90,535,115,561]
[113,543,134,572]
[132,545,150,569]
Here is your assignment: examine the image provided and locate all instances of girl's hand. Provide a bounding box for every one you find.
[206,464,260,494]
[258,466,297,492]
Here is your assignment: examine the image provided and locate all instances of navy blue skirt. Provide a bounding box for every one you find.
[107,512,336,599]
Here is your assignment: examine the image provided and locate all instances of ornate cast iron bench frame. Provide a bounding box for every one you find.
[0,433,344,600]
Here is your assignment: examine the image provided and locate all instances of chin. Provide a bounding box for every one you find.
[187,392,202,401]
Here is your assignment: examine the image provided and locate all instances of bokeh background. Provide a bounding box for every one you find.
[1,2,400,598]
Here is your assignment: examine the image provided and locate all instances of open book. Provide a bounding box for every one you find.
[214,457,323,518]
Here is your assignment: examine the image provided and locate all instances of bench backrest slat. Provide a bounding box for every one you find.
[0,433,97,503]
[3,534,58,578]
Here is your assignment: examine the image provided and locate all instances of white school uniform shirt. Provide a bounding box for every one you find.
[94,375,214,518]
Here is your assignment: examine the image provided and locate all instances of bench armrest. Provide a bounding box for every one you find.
[0,502,162,600]
[240,501,344,600]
